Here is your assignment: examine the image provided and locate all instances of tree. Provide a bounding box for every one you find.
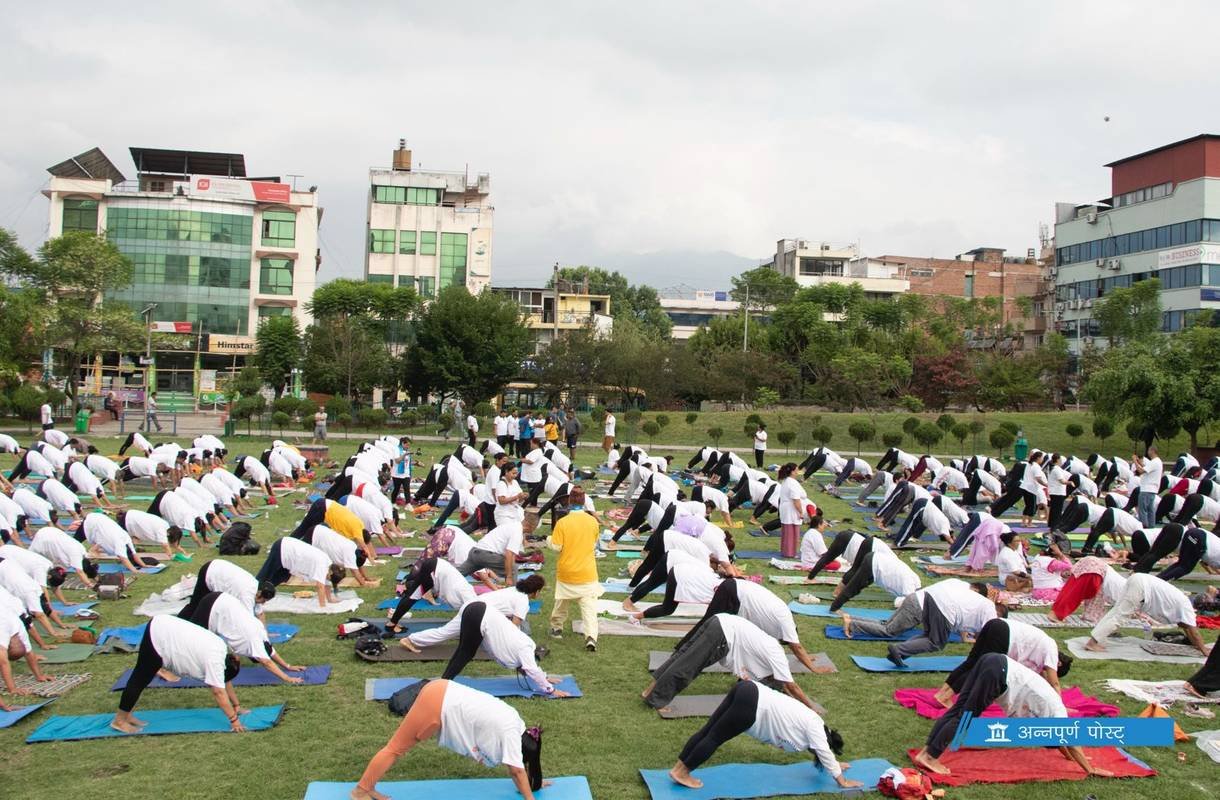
[897,395,925,413]
[902,416,921,435]
[989,428,1014,456]
[777,430,796,453]
[950,422,971,453]
[254,315,302,398]
[404,287,532,407]
[1,232,143,407]
[730,266,799,312]
[232,395,266,436]
[360,408,389,430]
[1094,278,1162,345]
[272,411,291,437]
[881,432,904,449]
[642,420,660,446]
[552,266,672,339]
[935,414,956,432]
[10,383,45,433]
[847,421,876,454]
[707,426,724,445]
[810,425,833,446]
[755,387,780,408]
[1092,417,1115,448]
[1065,423,1084,447]
[745,413,763,427]
[998,420,1020,436]
[655,414,671,430]
[685,412,699,431]
[823,348,911,413]
[967,419,986,452]
[911,349,978,411]
[973,352,1045,411]
[0,280,47,380]
[912,423,944,451]
[624,408,643,434]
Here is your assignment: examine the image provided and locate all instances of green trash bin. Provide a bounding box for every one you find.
[74,408,90,434]
[1014,432,1029,461]
[224,419,236,437]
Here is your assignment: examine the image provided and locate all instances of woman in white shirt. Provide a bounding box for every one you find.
[827,542,921,611]
[253,536,342,609]
[351,679,547,800]
[752,423,768,468]
[995,532,1030,591]
[668,679,861,790]
[602,411,616,454]
[776,463,807,559]
[1045,455,1071,530]
[989,452,1047,527]
[493,463,527,528]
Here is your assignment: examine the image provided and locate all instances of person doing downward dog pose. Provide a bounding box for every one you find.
[933,617,1070,708]
[179,558,275,620]
[667,679,861,790]
[1085,572,1210,655]
[254,536,344,609]
[349,679,547,800]
[384,557,496,634]
[826,539,921,611]
[644,613,818,713]
[913,653,1113,778]
[111,614,244,734]
[398,601,570,697]
[186,591,305,683]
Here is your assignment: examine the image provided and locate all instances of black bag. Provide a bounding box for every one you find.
[218,522,259,556]
[354,635,386,658]
[388,679,431,716]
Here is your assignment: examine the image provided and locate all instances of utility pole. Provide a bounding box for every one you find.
[141,304,157,392]
[552,262,561,343]
[743,282,750,351]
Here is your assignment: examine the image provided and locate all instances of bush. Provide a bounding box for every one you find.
[989,428,1014,455]
[898,395,924,413]
[589,406,607,424]
[1092,417,1114,445]
[882,432,904,448]
[1125,419,1145,445]
[232,395,266,436]
[902,416,921,435]
[360,408,389,429]
[950,423,971,451]
[742,423,756,439]
[327,396,353,420]
[624,409,643,428]
[685,411,698,428]
[777,431,796,452]
[755,387,780,408]
[337,413,353,431]
[10,383,45,431]
[437,413,455,437]
[655,414,671,429]
[474,402,495,418]
[912,422,944,450]
[967,420,985,435]
[273,396,300,418]
[811,425,833,446]
[847,421,876,454]
[707,426,724,445]
[416,404,438,422]
[744,413,764,427]
[1065,423,1084,444]
[998,420,1020,436]
[935,413,956,431]
[642,420,661,445]
[272,410,291,436]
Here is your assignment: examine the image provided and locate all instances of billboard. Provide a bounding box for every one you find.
[204,334,255,355]
[1158,244,1220,270]
[189,176,291,204]
[150,321,194,333]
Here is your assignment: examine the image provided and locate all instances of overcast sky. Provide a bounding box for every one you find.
[2,2,1218,290]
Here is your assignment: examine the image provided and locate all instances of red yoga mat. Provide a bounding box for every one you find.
[906,745,1155,786]
[894,687,1120,720]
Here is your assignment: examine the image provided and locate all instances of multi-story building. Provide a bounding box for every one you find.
[659,290,741,339]
[43,146,321,409]
[769,239,909,299]
[1053,133,1220,355]
[364,141,493,296]
[493,283,612,354]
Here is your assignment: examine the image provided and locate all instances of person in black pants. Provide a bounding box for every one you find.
[606,446,642,496]
[1129,523,1185,573]
[753,423,767,469]
[806,530,872,581]
[1186,642,1220,697]
[1157,526,1215,581]
[178,560,276,620]
[936,617,1070,705]
[826,552,877,613]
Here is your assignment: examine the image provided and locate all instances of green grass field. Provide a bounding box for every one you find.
[0,434,1214,800]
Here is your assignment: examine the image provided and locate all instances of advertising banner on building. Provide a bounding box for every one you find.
[1158,244,1220,270]
[204,334,255,355]
[150,321,194,333]
[189,176,291,204]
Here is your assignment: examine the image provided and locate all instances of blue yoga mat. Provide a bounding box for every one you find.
[110,665,331,691]
[746,529,779,538]
[601,580,661,596]
[615,550,645,559]
[0,701,52,729]
[734,550,781,560]
[51,601,98,615]
[824,624,962,643]
[26,704,285,743]
[97,563,165,575]
[639,758,897,800]
[98,622,298,649]
[375,598,542,614]
[266,623,298,644]
[922,555,968,566]
[305,775,593,800]
[366,674,582,701]
[788,602,892,620]
[851,655,966,672]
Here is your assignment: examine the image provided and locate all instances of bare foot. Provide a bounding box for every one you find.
[110,718,143,734]
[622,599,639,612]
[350,788,390,800]
[398,638,421,654]
[157,669,181,683]
[841,613,853,638]
[913,748,951,775]
[1083,639,1107,653]
[1185,682,1205,698]
[669,766,703,789]
[933,687,955,708]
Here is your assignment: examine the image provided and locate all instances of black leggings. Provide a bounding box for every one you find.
[459,502,496,534]
[1047,495,1066,530]
[524,466,550,507]
[948,513,983,559]
[1187,641,1220,694]
[607,458,633,496]
[630,552,674,602]
[749,486,777,523]
[875,448,898,473]
[390,477,411,504]
[1174,494,1207,526]
[536,484,573,519]
[876,484,913,527]
[255,538,291,586]
[927,652,1007,758]
[944,618,1010,692]
[675,579,741,649]
[433,491,461,528]
[1054,499,1088,535]
[441,601,487,679]
[389,558,439,625]
[643,569,681,619]
[1158,526,1209,581]
[807,531,871,580]
[828,552,875,612]
[1131,524,1184,573]
[629,531,669,587]
[677,679,759,770]
[893,499,930,547]
[802,453,827,481]
[118,625,164,712]
[990,488,1035,519]
[293,498,328,538]
[613,498,656,541]
[178,561,215,619]
[1080,508,1125,554]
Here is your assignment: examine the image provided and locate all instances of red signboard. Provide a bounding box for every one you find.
[191,176,291,204]
[150,321,194,333]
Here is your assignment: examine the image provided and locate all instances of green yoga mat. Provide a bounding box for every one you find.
[33,644,95,664]
[122,495,157,501]
[792,588,895,604]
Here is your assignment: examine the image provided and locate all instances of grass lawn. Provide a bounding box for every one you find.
[0,433,1214,800]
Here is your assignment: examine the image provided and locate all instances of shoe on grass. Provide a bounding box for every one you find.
[550,627,563,639]
[585,638,597,652]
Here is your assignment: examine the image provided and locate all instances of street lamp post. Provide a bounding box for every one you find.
[141,304,157,393]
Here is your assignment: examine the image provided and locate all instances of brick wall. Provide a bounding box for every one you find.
[879,254,1045,326]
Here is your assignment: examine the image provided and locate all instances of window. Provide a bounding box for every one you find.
[372,185,441,205]
[373,185,405,204]
[62,198,99,233]
[367,274,394,285]
[416,276,435,297]
[258,306,292,319]
[399,231,416,255]
[963,274,974,298]
[419,231,437,255]
[259,257,294,295]
[406,187,440,205]
[798,258,844,276]
[439,232,468,290]
[261,210,296,247]
[369,229,395,253]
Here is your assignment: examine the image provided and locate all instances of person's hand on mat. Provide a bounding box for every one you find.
[834,771,862,789]
[548,689,570,698]
[281,675,304,685]
[1089,767,1114,777]
[284,664,306,672]
[230,717,247,733]
[40,643,58,650]
[157,668,181,682]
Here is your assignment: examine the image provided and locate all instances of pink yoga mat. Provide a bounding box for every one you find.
[906,745,1154,785]
[894,686,1119,719]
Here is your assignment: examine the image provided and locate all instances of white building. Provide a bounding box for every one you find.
[364,141,493,296]
[770,238,909,299]
[660,291,741,339]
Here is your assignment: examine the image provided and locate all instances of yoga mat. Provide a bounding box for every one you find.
[356,617,449,636]
[11,672,90,697]
[639,758,897,800]
[1007,611,1168,630]
[746,528,778,538]
[1099,678,1220,707]
[1066,635,1206,664]
[50,601,98,616]
[26,704,285,743]
[788,602,892,620]
[364,674,580,701]
[657,694,824,718]
[597,599,707,619]
[0,701,52,729]
[768,575,839,585]
[33,644,95,663]
[894,686,1120,719]
[906,745,1154,785]
[921,555,968,566]
[601,579,663,596]
[374,597,542,614]
[824,625,962,643]
[647,650,835,675]
[616,551,643,560]
[97,563,165,575]
[852,655,965,672]
[573,618,691,638]
[110,665,331,691]
[97,625,147,647]
[794,588,894,603]
[734,550,781,560]
[355,643,491,663]
[262,591,363,615]
[375,546,402,556]
[304,775,593,800]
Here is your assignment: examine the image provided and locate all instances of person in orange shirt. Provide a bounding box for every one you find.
[546,487,603,651]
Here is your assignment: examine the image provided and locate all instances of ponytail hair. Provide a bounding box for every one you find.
[723,531,736,552]
[521,726,544,791]
[824,724,845,756]
[778,462,798,480]
[515,574,546,595]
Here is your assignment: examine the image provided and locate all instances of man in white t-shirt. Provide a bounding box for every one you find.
[1086,572,1209,654]
[466,413,479,447]
[752,424,768,469]
[1133,446,1164,527]
[602,412,616,454]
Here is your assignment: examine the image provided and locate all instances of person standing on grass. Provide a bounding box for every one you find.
[602,410,616,454]
[517,410,533,458]
[466,410,479,447]
[753,423,768,469]
[313,405,328,443]
[547,487,603,651]
[776,463,807,559]
[493,409,508,448]
[563,411,582,465]
[1133,445,1164,527]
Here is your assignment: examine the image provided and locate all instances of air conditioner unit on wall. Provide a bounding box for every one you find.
[1084,298,1094,308]
[1054,301,1066,312]
[1095,258,1106,267]
[1086,212,1098,224]
[1108,259,1122,270]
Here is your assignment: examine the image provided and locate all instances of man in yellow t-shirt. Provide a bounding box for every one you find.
[547,487,604,651]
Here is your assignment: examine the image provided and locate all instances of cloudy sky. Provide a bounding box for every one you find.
[2,2,1217,290]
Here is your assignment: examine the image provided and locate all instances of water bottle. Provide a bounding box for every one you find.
[1141,620,1153,640]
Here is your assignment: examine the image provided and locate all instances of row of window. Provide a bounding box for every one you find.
[107,207,254,246]
[372,185,441,206]
[1056,264,1220,301]
[367,274,436,297]
[62,199,99,232]
[1056,218,1220,265]
[1112,181,1174,208]
[117,252,292,296]
[370,229,437,255]
[1061,309,1206,339]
